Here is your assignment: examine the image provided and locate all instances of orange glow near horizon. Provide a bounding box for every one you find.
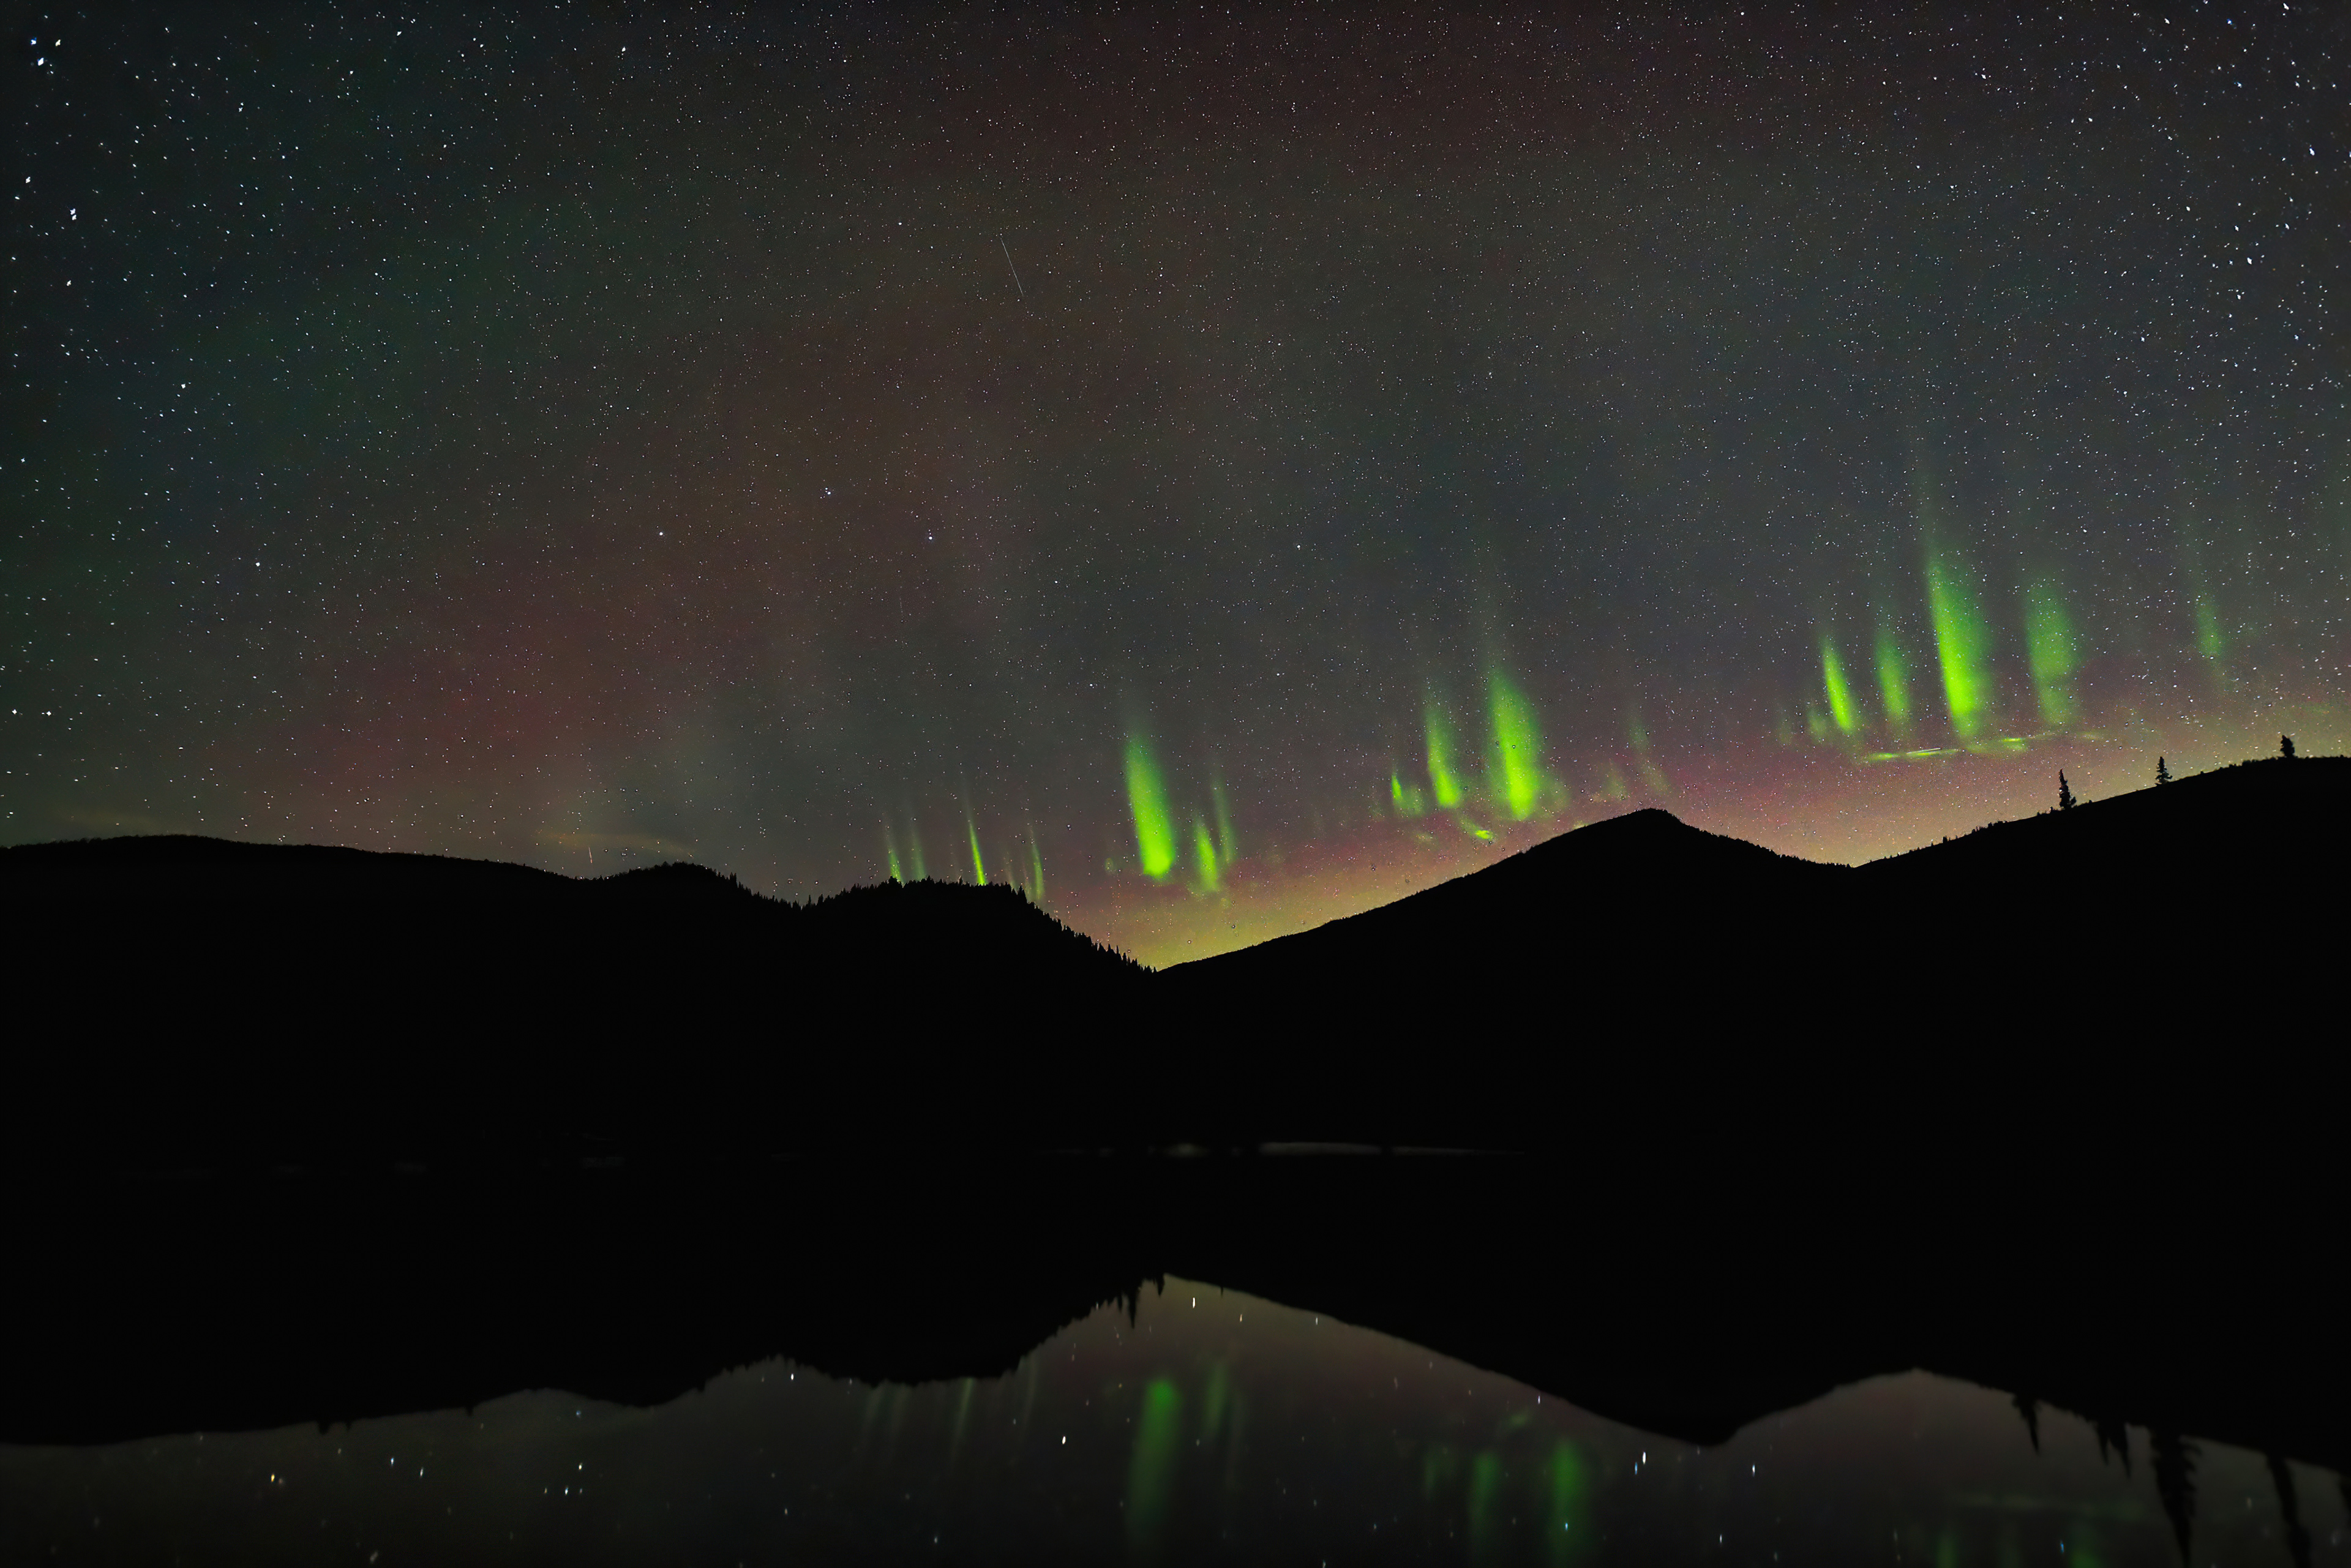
[1056,705,2345,970]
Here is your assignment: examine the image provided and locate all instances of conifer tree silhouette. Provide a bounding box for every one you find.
[2156,756,2171,785]
[2281,733,2296,759]
[2057,771,2076,812]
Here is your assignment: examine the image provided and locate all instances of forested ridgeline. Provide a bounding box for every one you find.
[0,839,1145,1168]
[2,755,2342,1167]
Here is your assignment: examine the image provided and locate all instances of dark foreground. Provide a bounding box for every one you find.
[5,757,2345,1166]
[5,1144,2344,1485]
[18,1279,2325,1568]
[0,756,2343,1480]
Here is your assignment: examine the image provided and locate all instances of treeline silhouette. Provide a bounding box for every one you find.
[1,837,1144,1170]
[1,754,2343,1484]
[6,756,2343,1165]
[1160,752,2348,1150]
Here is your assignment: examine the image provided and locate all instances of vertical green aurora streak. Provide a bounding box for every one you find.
[1820,634,1859,736]
[1922,541,1995,740]
[1125,734,1177,880]
[2021,572,2079,727]
[1486,665,1544,820]
[1874,618,1914,736]
[1192,816,1221,891]
[1423,696,1464,809]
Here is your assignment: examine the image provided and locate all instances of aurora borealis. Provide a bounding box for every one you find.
[7,7,2347,963]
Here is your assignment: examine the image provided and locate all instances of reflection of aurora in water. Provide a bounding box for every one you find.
[7,1279,2337,1565]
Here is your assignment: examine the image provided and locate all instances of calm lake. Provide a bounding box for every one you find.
[4,1275,2339,1566]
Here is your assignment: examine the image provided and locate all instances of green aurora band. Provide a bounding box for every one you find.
[2021,571,2079,727]
[1820,634,1859,737]
[1485,665,1545,821]
[1125,733,1178,880]
[1922,539,1995,740]
[1210,773,1239,868]
[1192,815,1221,892]
[2193,590,2227,670]
[1423,696,1464,809]
[1874,616,1914,736]
[1390,768,1430,817]
[882,816,929,881]
[979,523,2253,891]
[2171,507,2229,678]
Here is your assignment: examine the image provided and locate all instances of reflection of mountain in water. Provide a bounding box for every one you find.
[4,1149,2345,1488]
[2,1286,2334,1568]
[1,757,2343,1479]
[2151,1431,2197,1565]
[2270,1452,2314,1568]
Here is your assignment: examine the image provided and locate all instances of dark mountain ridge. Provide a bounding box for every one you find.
[2,838,1143,1169]
[1,757,2342,1487]
[1163,754,2345,1149]
[5,754,2342,1163]
[1178,752,2347,989]
[1169,804,1839,989]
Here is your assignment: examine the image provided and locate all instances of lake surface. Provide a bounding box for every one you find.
[5,1277,2340,1566]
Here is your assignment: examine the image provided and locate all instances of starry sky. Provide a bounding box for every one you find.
[7,5,2347,963]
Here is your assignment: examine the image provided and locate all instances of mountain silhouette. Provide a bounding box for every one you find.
[1162,753,2346,1149]
[1,755,2342,1469]
[2,836,1143,1168]
[10,755,2339,1163]
[1174,751,2347,1008]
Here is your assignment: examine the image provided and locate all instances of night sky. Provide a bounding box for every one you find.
[8,6,2347,962]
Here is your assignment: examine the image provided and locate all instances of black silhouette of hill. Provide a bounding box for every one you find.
[1,836,1143,1169]
[1171,754,2349,1016]
[1162,754,2348,1147]
[12,757,2339,1163]
[1,756,2344,1484]
[1176,803,1834,996]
